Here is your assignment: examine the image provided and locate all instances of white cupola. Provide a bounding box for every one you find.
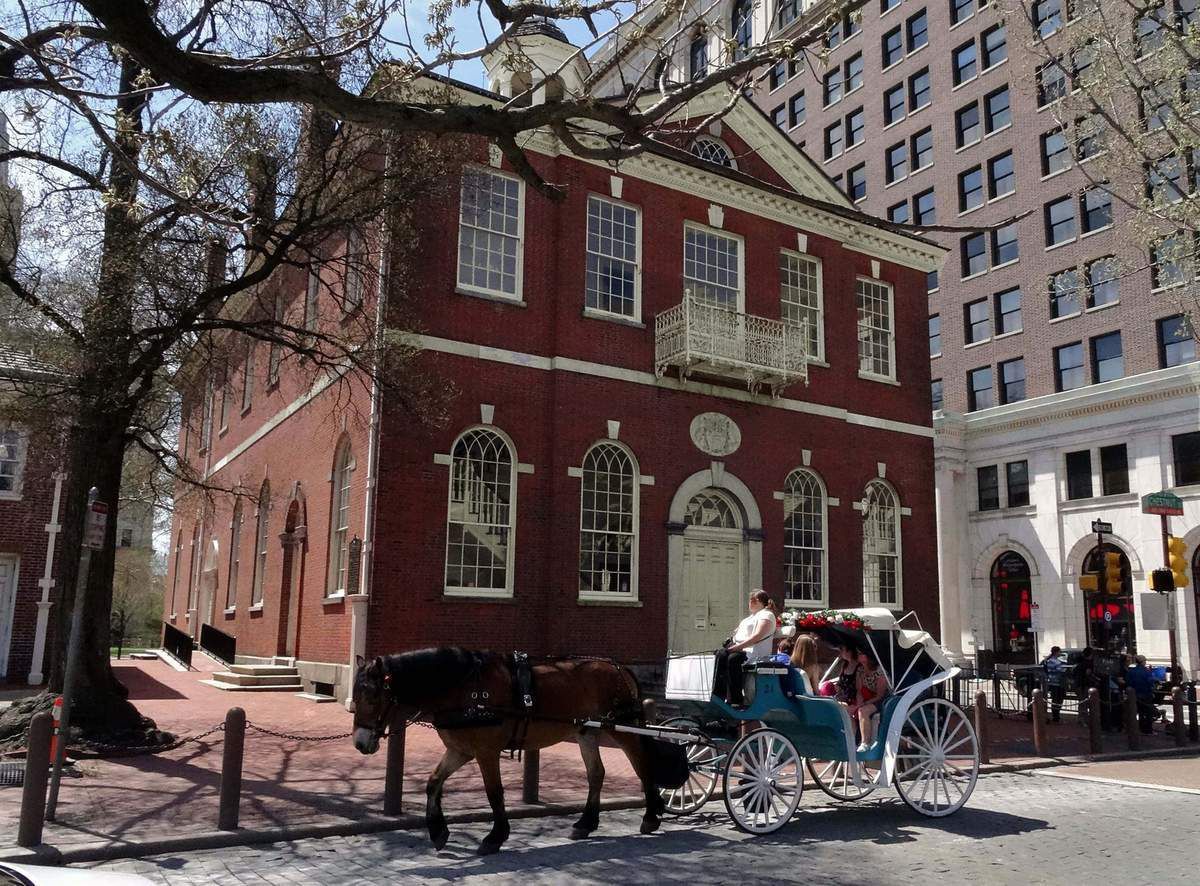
[483,17,591,106]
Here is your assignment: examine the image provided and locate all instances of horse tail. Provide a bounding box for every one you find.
[639,734,690,789]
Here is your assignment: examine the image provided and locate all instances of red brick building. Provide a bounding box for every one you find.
[165,33,945,698]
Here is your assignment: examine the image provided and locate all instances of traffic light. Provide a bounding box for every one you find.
[1151,568,1175,594]
[1079,573,1099,593]
[1103,552,1124,595]
[1169,536,1189,588]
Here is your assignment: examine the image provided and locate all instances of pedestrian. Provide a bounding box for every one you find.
[1042,645,1066,723]
[1125,654,1157,735]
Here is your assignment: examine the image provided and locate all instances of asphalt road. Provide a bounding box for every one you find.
[87,769,1198,884]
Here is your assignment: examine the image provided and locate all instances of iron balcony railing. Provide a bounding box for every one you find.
[654,293,808,396]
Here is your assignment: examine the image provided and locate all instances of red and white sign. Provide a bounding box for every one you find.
[83,501,108,549]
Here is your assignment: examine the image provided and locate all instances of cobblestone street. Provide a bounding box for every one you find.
[87,767,1200,885]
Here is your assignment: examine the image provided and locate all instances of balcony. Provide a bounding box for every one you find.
[654,294,809,397]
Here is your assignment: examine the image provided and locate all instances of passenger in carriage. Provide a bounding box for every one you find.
[852,647,889,752]
[789,633,822,695]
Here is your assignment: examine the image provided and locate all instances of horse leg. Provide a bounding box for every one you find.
[475,751,510,855]
[426,747,472,851]
[613,733,664,835]
[571,730,605,839]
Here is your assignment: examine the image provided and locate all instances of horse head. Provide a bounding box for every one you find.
[351,654,400,754]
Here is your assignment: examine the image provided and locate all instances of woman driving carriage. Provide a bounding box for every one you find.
[713,590,777,707]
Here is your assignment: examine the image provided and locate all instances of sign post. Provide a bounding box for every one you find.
[1142,492,1185,683]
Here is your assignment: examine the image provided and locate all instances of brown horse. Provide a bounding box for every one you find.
[351,648,679,855]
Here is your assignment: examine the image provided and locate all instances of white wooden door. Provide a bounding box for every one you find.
[0,557,18,679]
[673,536,743,655]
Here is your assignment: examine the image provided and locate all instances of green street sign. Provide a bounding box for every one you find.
[1142,491,1184,516]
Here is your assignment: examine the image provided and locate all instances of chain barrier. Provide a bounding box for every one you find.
[68,718,366,757]
[244,723,354,743]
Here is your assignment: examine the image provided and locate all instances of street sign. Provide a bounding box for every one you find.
[1142,491,1184,516]
[83,500,108,549]
[1091,520,1112,534]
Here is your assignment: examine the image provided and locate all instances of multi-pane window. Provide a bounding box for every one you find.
[991,223,1019,266]
[240,338,254,414]
[962,232,987,276]
[1153,233,1192,288]
[1100,444,1130,496]
[1077,115,1105,160]
[931,378,944,411]
[777,0,800,25]
[1080,186,1112,233]
[343,228,365,311]
[1158,314,1197,367]
[862,480,901,607]
[995,287,1022,334]
[1050,269,1081,318]
[882,0,902,11]
[1055,341,1086,391]
[886,143,907,184]
[769,62,787,92]
[691,137,734,167]
[914,188,936,225]
[304,266,320,341]
[846,108,865,147]
[911,128,933,169]
[689,36,708,80]
[982,24,1007,68]
[266,294,282,387]
[883,26,904,67]
[952,0,976,26]
[789,91,806,127]
[1073,42,1097,88]
[977,466,1000,511]
[1086,257,1118,308]
[888,201,910,223]
[732,0,753,60]
[968,366,994,410]
[846,53,864,92]
[884,83,906,125]
[999,357,1026,404]
[1066,449,1093,500]
[985,86,1011,131]
[959,167,984,212]
[328,440,354,596]
[1173,431,1200,485]
[250,480,269,607]
[856,277,895,379]
[684,225,741,309]
[1038,60,1068,106]
[0,427,23,496]
[771,104,786,129]
[446,428,515,594]
[200,377,214,449]
[1091,330,1124,382]
[929,314,942,357]
[824,120,844,159]
[1135,5,1169,57]
[1006,461,1030,507]
[928,270,940,292]
[956,103,981,147]
[910,68,932,109]
[1044,196,1076,245]
[579,442,637,598]
[1149,154,1187,205]
[1142,81,1173,131]
[780,251,824,361]
[458,168,523,299]
[226,500,243,609]
[1034,0,1063,37]
[783,469,827,605]
[907,10,929,50]
[1042,129,1070,176]
[585,196,640,319]
[988,151,1015,198]
[824,68,843,106]
[964,298,991,343]
[953,41,978,85]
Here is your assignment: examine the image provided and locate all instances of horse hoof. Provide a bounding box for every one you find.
[640,818,661,835]
[477,840,502,856]
[569,827,593,840]
[431,829,450,852]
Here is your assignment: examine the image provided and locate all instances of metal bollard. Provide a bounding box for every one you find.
[952,674,961,708]
[992,674,1002,715]
[522,748,540,804]
[1172,687,1186,747]
[643,698,657,725]
[217,707,246,831]
[17,712,53,848]
[1124,688,1140,751]
[1087,688,1102,755]
[974,691,990,765]
[1189,683,1199,742]
[383,714,406,816]
[1031,689,1048,756]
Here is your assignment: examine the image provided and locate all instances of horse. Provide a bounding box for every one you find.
[350,648,683,855]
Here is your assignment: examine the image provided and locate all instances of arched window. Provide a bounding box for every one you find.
[784,469,826,606]
[689,136,737,169]
[732,0,753,60]
[862,479,901,606]
[226,499,244,609]
[170,531,183,616]
[445,428,516,595]
[579,442,638,598]
[685,488,741,528]
[187,522,202,611]
[251,480,270,607]
[328,439,355,596]
[990,552,1033,663]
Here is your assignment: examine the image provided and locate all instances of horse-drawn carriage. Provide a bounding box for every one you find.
[631,608,981,833]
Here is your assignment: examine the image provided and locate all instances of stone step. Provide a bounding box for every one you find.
[200,678,305,692]
[208,670,302,688]
[226,664,298,677]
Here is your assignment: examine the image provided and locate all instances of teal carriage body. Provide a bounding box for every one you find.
[655,608,981,834]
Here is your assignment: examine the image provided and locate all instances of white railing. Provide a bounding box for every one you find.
[654,293,808,396]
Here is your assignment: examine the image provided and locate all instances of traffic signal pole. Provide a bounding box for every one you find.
[1162,513,1179,684]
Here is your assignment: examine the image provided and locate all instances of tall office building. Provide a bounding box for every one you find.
[756,0,1200,672]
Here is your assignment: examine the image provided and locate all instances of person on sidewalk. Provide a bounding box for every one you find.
[1042,646,1067,723]
[1125,654,1157,735]
[713,589,777,707]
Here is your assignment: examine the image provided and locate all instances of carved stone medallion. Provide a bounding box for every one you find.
[689,412,741,457]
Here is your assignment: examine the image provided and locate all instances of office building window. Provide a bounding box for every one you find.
[908,10,929,50]
[1080,186,1112,233]
[884,83,906,126]
[846,107,865,147]
[952,0,976,26]
[777,0,800,25]
[1044,196,1076,245]
[886,142,908,183]
[931,378,944,411]
[911,127,933,169]
[1007,461,1030,507]
[771,105,786,129]
[953,41,978,86]
[769,61,787,92]
[1173,431,1200,485]
[888,201,910,223]
[985,86,1011,131]
[732,0,753,59]
[956,103,981,147]
[968,366,994,411]
[1100,444,1129,496]
[928,270,940,292]
[1158,314,1197,367]
[999,357,1026,404]
[995,287,1022,334]
[962,232,987,277]
[1038,60,1068,106]
[883,26,904,67]
[1152,233,1192,288]
[910,68,932,109]
[689,35,708,79]
[1086,257,1118,308]
[964,298,991,344]
[1049,268,1081,318]
[847,163,867,201]
[1066,449,1093,500]
[1077,114,1106,160]
[882,0,902,12]
[960,166,985,212]
[978,465,1000,511]
[982,24,1007,69]
[1091,330,1124,383]
[846,52,864,92]
[1034,0,1063,38]
[1042,129,1070,176]
[789,91,806,127]
[1135,6,1169,57]
[824,68,843,106]
[929,314,942,357]
[824,121,844,159]
[991,223,1019,266]
[988,151,1015,198]
[1149,154,1186,205]
[914,188,936,225]
[1054,341,1086,391]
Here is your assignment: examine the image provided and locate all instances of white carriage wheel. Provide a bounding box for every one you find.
[722,729,803,834]
[805,757,878,801]
[892,697,979,817]
[658,717,721,816]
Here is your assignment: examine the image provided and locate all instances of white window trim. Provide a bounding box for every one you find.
[574,440,640,603]
[688,135,739,171]
[226,500,243,611]
[456,165,526,304]
[859,479,904,611]
[250,482,270,608]
[779,248,825,363]
[0,425,27,501]
[856,276,897,383]
[584,193,643,324]
[443,424,518,598]
[682,221,746,313]
[782,467,829,608]
[326,441,356,598]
